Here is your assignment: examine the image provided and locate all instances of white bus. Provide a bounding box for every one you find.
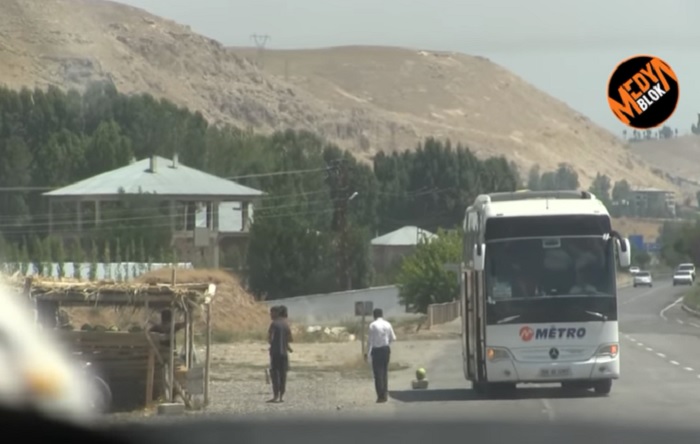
[460,190,631,396]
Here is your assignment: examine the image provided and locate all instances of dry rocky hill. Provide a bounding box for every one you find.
[0,0,676,190]
[627,135,700,183]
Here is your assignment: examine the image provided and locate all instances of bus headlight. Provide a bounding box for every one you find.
[596,343,619,358]
[486,347,511,361]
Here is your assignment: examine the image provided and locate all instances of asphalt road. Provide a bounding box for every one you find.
[380,279,700,430]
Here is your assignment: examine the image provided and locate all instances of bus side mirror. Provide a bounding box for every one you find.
[616,238,631,268]
[473,243,486,271]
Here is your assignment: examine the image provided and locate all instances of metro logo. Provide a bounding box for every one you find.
[519,326,534,342]
[519,326,586,341]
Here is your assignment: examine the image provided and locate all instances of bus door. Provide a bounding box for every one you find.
[473,270,488,382]
[462,270,474,380]
[465,270,486,381]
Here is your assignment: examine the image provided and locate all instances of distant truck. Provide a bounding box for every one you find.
[460,190,631,397]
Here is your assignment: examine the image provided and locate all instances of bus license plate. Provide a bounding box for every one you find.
[540,367,571,377]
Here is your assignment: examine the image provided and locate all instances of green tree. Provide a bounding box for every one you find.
[54,238,66,279]
[89,240,98,281]
[83,120,133,176]
[589,173,612,208]
[29,235,44,276]
[396,229,462,313]
[19,239,29,275]
[42,236,54,277]
[633,249,652,269]
[658,220,700,266]
[527,165,541,190]
[71,241,85,280]
[539,163,579,190]
[115,238,123,281]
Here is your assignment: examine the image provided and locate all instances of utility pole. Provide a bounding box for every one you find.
[250,34,270,69]
[330,160,352,291]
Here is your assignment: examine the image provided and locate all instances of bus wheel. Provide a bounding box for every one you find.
[593,379,612,395]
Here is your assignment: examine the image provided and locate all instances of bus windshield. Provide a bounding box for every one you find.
[484,236,617,325]
[486,236,615,301]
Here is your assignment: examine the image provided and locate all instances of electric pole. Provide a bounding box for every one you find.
[329,160,352,291]
[250,34,270,69]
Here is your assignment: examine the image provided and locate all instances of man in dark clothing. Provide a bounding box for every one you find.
[268,305,293,403]
[149,309,186,348]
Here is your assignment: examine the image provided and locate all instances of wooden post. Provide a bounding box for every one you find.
[188,310,195,365]
[168,307,176,402]
[360,312,366,356]
[145,349,155,406]
[184,309,191,368]
[204,301,212,406]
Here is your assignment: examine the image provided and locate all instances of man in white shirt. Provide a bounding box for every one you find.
[364,308,396,403]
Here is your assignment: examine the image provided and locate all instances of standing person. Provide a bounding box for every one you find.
[149,309,185,348]
[365,308,396,403]
[268,305,293,403]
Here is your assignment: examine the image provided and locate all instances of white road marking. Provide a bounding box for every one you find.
[623,335,699,377]
[660,296,684,321]
[619,285,660,306]
[540,399,555,421]
[676,319,685,325]
[690,322,700,328]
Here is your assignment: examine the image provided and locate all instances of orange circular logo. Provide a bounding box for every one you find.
[519,326,534,342]
[607,55,679,129]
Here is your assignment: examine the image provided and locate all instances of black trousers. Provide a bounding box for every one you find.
[371,346,391,399]
[270,353,289,397]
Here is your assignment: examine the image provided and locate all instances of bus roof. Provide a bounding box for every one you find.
[468,190,610,219]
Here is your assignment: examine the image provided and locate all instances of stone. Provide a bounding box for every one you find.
[411,379,429,389]
[157,402,185,415]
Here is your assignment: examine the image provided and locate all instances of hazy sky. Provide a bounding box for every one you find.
[117,0,700,136]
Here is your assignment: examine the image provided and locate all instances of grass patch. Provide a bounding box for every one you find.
[683,283,700,310]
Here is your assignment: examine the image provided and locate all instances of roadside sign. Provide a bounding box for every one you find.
[354,301,373,317]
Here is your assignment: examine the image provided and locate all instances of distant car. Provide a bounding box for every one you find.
[673,270,694,286]
[633,271,653,287]
[676,263,696,280]
[629,266,640,275]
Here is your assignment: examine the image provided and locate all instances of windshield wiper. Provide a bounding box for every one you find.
[582,310,608,321]
[496,314,521,324]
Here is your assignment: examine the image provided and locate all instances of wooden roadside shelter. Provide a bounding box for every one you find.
[25,274,216,411]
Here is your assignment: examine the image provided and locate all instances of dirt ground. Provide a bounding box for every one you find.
[103,319,459,421]
[208,320,458,377]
